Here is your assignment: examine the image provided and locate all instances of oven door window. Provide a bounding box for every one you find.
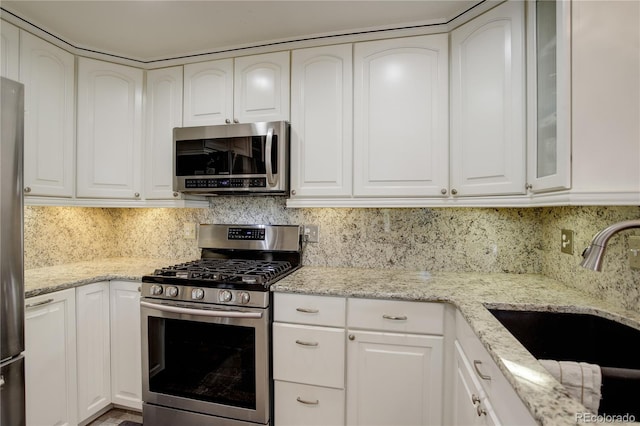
[147,316,256,409]
[175,136,278,176]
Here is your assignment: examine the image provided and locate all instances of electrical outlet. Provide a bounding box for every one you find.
[561,229,574,254]
[629,236,640,270]
[183,223,197,240]
[303,225,319,243]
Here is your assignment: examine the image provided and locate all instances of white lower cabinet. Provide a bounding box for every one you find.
[273,293,347,426]
[76,281,112,422]
[454,311,536,426]
[109,280,142,410]
[25,288,78,426]
[346,299,444,426]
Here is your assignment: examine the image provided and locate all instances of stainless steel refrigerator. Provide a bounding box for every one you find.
[1,76,26,426]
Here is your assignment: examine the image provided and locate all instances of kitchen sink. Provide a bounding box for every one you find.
[488,308,640,417]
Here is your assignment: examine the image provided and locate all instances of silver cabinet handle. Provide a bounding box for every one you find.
[24,186,31,193]
[441,188,447,195]
[451,188,458,195]
[0,375,5,387]
[471,394,487,417]
[382,314,408,321]
[134,192,140,198]
[295,340,319,347]
[225,119,231,124]
[26,298,54,309]
[473,360,491,381]
[296,307,319,314]
[233,118,239,123]
[296,397,319,405]
[348,334,355,341]
[173,192,179,197]
[471,394,481,405]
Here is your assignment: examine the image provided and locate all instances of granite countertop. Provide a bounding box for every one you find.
[24,257,185,298]
[25,261,640,425]
[272,267,640,426]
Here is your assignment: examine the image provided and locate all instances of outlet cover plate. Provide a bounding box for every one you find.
[629,236,640,270]
[561,229,574,255]
[304,225,319,243]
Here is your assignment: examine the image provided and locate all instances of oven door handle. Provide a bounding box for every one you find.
[140,301,263,319]
[265,127,277,187]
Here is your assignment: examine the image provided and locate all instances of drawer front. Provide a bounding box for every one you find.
[274,381,345,426]
[274,293,346,327]
[273,323,345,388]
[347,298,444,335]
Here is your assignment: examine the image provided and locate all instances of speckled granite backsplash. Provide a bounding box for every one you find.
[24,201,640,311]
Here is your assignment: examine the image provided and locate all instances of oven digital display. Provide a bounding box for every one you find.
[228,227,266,241]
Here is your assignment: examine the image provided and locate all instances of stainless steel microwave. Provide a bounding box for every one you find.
[173,121,289,195]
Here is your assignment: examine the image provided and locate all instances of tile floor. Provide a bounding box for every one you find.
[87,408,142,425]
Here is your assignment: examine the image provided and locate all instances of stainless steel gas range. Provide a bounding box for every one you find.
[140,224,302,426]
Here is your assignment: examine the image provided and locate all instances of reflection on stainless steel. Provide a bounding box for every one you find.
[0,77,25,426]
[580,219,640,271]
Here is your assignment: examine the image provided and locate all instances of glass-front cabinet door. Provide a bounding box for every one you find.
[526,0,571,193]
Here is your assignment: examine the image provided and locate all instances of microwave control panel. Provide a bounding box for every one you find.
[184,177,267,189]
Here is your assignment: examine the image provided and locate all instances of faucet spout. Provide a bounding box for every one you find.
[580,219,640,271]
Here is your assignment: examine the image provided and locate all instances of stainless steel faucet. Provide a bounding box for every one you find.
[580,219,640,271]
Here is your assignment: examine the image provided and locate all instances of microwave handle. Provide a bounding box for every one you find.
[265,127,277,187]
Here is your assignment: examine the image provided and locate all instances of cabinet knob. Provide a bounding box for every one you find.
[525,183,533,191]
[441,188,447,195]
[225,119,231,124]
[24,186,31,193]
[233,118,239,124]
[348,334,355,341]
[451,189,458,195]
[134,192,140,198]
[173,192,179,197]
[291,189,297,196]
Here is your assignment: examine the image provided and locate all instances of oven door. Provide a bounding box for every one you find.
[141,299,270,424]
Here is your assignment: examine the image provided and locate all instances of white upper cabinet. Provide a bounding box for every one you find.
[450,1,526,197]
[526,0,571,193]
[76,57,143,199]
[353,34,449,198]
[20,30,75,198]
[183,58,233,126]
[1,20,20,80]
[290,44,353,198]
[144,66,183,200]
[183,51,289,126]
[234,51,290,123]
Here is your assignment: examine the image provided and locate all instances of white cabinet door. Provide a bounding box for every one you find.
[76,281,111,422]
[450,1,526,197]
[290,44,352,198]
[25,289,78,426]
[1,20,20,80]
[346,330,444,426]
[77,57,143,199]
[526,0,571,193]
[110,280,142,410]
[234,51,290,123]
[144,66,183,200]
[183,58,233,126]
[354,35,448,197]
[275,381,345,426]
[20,30,75,198]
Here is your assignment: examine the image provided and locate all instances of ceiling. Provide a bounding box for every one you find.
[1,1,481,63]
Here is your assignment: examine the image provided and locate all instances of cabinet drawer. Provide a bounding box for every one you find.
[347,298,444,335]
[273,323,345,388]
[274,381,345,426]
[274,293,346,327]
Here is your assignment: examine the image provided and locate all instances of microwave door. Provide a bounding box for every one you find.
[265,128,277,187]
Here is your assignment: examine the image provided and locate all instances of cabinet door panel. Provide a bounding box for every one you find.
[76,282,111,422]
[234,51,290,123]
[290,44,352,198]
[1,20,20,80]
[354,35,448,197]
[77,58,143,198]
[25,289,77,426]
[183,59,233,126]
[275,381,345,426]
[110,281,142,409]
[346,330,443,426]
[20,30,75,197]
[450,1,525,196]
[145,66,183,199]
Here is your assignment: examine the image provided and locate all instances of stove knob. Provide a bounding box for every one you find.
[166,286,179,297]
[219,290,232,303]
[150,285,163,296]
[191,288,205,300]
[239,292,250,305]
